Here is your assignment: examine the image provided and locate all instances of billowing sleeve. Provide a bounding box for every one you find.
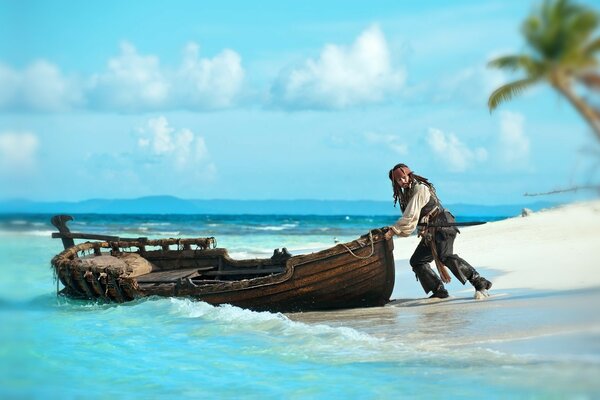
[391,184,431,237]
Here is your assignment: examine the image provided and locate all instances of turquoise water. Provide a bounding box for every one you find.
[1,215,599,399]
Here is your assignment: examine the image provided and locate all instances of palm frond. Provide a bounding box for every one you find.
[488,77,541,112]
[583,37,600,57]
[523,0,599,61]
[488,55,526,71]
[488,55,546,76]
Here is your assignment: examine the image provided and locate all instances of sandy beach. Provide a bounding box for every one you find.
[289,200,600,370]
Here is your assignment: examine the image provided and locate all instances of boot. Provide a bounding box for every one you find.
[429,288,449,299]
[472,276,492,292]
[413,264,447,297]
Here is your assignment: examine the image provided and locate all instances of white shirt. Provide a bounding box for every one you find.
[391,183,431,237]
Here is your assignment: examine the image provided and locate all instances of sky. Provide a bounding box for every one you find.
[1,0,599,205]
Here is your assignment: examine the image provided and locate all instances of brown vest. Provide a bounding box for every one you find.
[400,182,441,220]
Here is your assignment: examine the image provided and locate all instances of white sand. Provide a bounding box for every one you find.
[391,200,600,292]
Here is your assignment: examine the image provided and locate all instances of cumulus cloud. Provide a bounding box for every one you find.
[0,42,244,112]
[176,43,244,108]
[0,131,39,174]
[0,61,83,111]
[271,25,405,109]
[499,111,529,167]
[138,116,212,172]
[88,42,244,111]
[364,132,408,154]
[89,43,169,110]
[426,128,487,172]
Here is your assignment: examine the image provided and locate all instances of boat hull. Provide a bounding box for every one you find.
[51,230,395,312]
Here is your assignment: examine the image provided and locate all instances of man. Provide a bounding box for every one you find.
[384,163,492,299]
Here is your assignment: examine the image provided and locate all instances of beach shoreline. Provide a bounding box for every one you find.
[289,200,600,367]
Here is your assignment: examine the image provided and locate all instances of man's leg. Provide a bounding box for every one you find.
[410,240,448,298]
[436,230,492,292]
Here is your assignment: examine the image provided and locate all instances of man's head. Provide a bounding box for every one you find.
[389,164,412,188]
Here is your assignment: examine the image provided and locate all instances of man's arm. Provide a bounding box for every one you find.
[384,184,430,240]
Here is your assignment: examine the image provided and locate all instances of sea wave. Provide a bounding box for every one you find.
[140,222,172,226]
[0,229,54,237]
[156,231,181,236]
[250,223,298,231]
[169,298,379,344]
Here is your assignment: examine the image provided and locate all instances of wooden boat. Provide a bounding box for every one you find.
[50,215,395,312]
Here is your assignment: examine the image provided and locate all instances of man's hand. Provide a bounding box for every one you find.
[384,228,395,240]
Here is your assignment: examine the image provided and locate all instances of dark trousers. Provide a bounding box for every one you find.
[409,229,481,294]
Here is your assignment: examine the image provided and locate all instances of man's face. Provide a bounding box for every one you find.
[393,169,410,188]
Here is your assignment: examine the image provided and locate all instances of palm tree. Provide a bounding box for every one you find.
[488,0,600,141]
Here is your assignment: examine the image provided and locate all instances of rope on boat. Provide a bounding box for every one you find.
[340,231,375,260]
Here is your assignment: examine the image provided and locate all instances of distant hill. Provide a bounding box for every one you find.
[0,195,560,217]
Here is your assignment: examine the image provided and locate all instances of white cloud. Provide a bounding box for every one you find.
[0,42,245,112]
[499,111,529,167]
[0,131,39,174]
[271,25,405,109]
[364,132,407,155]
[426,128,487,172]
[89,42,169,110]
[0,61,82,111]
[138,116,212,171]
[176,43,244,108]
[88,42,244,111]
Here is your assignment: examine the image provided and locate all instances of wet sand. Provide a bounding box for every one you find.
[289,287,600,361]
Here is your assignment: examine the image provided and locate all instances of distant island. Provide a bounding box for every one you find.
[0,195,559,217]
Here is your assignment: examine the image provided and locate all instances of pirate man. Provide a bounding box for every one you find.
[384,163,492,298]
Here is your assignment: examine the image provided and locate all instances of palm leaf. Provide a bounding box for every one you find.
[488,77,541,111]
[584,37,600,57]
[523,0,598,61]
[488,55,527,71]
[488,55,546,76]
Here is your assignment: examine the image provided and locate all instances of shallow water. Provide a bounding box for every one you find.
[1,214,599,398]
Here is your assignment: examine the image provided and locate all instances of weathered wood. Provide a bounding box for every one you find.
[106,273,125,302]
[50,215,75,249]
[50,219,395,312]
[85,271,104,297]
[52,232,121,241]
[136,268,202,283]
[74,269,94,298]
[202,268,284,276]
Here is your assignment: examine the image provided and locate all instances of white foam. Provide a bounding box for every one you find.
[0,229,54,237]
[228,251,271,259]
[169,298,379,344]
[251,226,287,231]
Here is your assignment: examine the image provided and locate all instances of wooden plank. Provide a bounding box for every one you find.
[136,268,202,283]
[203,268,285,276]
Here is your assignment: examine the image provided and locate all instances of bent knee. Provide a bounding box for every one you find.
[409,256,422,268]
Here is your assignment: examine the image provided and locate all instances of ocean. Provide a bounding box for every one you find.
[1,213,598,399]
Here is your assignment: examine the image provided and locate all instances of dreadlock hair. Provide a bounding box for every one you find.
[389,163,437,211]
